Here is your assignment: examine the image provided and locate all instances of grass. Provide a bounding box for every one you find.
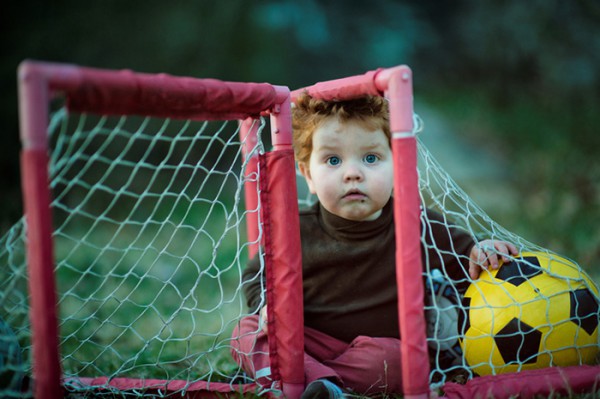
[53,204,248,381]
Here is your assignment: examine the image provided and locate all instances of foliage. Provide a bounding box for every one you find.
[425,87,599,280]
[3,2,600,262]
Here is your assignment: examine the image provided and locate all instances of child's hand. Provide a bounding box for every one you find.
[468,240,519,280]
[259,305,268,333]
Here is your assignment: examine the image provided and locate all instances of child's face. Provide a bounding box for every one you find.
[299,117,393,221]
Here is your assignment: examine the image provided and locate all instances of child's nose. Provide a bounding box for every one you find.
[343,164,364,182]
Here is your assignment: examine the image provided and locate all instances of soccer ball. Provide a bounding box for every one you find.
[425,269,464,370]
[458,251,600,376]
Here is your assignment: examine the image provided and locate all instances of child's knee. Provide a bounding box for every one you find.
[230,315,272,384]
[338,336,403,393]
[233,315,260,335]
[351,336,402,371]
[231,315,263,353]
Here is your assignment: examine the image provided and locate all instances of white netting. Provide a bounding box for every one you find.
[1,108,272,398]
[0,221,29,398]
[417,132,600,386]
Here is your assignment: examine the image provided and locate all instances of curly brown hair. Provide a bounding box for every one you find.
[292,92,390,166]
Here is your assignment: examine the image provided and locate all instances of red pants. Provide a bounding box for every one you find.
[230,316,403,395]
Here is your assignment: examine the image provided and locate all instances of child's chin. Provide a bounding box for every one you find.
[340,209,380,222]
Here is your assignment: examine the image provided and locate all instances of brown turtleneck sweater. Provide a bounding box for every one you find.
[242,199,475,343]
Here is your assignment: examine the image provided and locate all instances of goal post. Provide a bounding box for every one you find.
[292,65,431,399]
[239,118,260,260]
[15,60,304,399]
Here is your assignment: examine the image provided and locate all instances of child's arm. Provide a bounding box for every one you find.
[468,239,519,279]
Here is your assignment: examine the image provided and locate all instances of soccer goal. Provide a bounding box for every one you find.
[2,60,305,399]
[2,61,599,399]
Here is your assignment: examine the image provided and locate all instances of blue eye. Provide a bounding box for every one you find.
[327,156,341,166]
[364,154,378,164]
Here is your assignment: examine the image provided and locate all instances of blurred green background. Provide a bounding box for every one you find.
[1,0,599,274]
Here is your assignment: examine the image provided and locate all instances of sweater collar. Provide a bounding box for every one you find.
[318,199,394,241]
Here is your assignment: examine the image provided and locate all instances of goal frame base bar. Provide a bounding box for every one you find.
[442,364,600,399]
[65,377,279,399]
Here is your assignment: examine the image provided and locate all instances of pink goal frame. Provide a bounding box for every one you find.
[19,60,599,399]
[17,60,304,399]
[292,66,430,399]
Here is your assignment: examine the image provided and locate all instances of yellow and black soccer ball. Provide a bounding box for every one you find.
[458,251,600,376]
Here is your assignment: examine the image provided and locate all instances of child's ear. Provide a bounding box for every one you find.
[298,162,309,179]
[298,162,317,194]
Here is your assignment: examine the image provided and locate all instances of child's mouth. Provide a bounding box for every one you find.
[343,189,367,200]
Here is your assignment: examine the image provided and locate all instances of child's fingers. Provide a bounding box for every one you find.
[470,240,518,279]
[486,252,500,269]
[507,242,519,255]
[472,247,487,267]
[494,241,519,262]
[468,262,482,280]
[469,246,489,279]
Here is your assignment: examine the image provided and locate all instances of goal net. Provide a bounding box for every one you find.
[418,137,600,387]
[1,62,599,399]
[1,61,303,399]
[3,110,264,397]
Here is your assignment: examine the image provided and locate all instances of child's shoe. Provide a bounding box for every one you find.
[300,379,345,399]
